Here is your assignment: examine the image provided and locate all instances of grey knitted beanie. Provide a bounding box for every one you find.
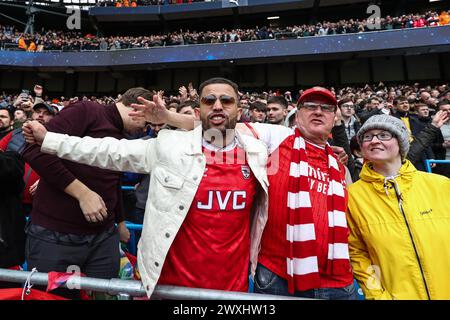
[357,115,410,160]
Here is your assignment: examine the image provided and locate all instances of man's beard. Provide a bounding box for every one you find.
[201,112,237,144]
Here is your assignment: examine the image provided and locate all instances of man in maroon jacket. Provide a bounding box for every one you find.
[22,87,152,298]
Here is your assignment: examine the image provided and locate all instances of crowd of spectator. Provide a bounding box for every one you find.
[98,0,206,7]
[1,81,449,116]
[1,10,448,52]
[1,80,450,180]
[1,78,449,299]
[2,80,450,221]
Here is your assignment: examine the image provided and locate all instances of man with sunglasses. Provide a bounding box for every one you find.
[121,85,356,299]
[23,78,269,299]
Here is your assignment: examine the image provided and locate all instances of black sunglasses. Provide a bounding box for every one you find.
[200,94,236,106]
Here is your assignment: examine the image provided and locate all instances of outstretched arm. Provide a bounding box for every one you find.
[23,120,156,174]
[129,93,197,130]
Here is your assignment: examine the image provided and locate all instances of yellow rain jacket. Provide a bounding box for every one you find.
[347,160,450,300]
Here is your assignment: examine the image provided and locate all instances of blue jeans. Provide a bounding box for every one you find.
[254,263,358,300]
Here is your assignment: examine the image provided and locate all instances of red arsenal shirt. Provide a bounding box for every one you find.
[158,139,257,291]
[251,124,353,289]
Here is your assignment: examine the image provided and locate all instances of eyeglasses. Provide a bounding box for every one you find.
[299,102,337,113]
[340,103,354,109]
[200,94,236,107]
[362,131,393,142]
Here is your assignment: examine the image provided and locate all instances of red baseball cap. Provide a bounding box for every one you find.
[297,87,337,106]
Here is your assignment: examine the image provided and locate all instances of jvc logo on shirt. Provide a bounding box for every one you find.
[197,191,246,210]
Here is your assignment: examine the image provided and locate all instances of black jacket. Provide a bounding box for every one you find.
[407,124,441,167]
[0,151,25,268]
[432,128,447,161]
[357,108,384,125]
[430,127,450,178]
[393,111,422,136]
[330,123,358,182]
[395,112,435,171]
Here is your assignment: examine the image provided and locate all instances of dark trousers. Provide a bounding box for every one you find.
[254,263,358,300]
[25,224,120,299]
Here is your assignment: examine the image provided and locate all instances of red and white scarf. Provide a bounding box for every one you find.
[286,128,350,293]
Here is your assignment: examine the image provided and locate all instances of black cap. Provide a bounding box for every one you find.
[33,100,56,116]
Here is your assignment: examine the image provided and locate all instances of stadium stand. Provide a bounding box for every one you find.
[0,10,447,52]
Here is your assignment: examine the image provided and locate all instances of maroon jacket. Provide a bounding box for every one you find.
[22,101,125,235]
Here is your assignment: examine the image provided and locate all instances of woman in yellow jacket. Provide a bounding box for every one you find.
[347,115,450,300]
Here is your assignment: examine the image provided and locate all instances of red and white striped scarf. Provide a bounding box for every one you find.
[286,128,350,293]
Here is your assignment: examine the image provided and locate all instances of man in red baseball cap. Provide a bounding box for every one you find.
[298,86,337,105]
[295,87,338,146]
[239,86,356,299]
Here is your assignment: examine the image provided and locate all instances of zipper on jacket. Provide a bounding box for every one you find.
[389,180,431,300]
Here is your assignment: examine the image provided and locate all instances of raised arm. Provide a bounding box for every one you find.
[408,110,449,164]
[130,94,197,131]
[236,122,292,153]
[23,120,156,174]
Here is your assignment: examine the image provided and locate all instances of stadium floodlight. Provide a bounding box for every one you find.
[267,16,280,20]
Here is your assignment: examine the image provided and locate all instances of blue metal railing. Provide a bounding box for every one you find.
[120,185,365,298]
[424,159,450,173]
[121,185,140,255]
[124,222,142,256]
